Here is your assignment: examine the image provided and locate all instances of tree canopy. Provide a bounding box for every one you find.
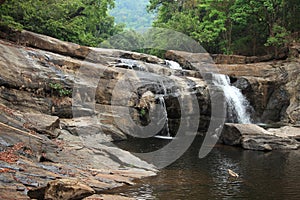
[0,0,123,46]
[148,0,300,56]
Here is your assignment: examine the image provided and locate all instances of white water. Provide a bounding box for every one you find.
[155,95,173,139]
[120,58,145,71]
[212,74,252,124]
[165,60,182,70]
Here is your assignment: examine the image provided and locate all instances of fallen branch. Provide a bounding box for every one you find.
[0,122,43,140]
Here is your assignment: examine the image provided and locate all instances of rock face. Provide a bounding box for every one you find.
[0,30,212,139]
[165,50,300,125]
[268,126,300,141]
[0,104,156,199]
[219,123,299,151]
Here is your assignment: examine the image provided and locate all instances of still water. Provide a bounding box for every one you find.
[111,136,300,200]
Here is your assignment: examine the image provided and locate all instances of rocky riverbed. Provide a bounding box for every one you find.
[0,28,300,199]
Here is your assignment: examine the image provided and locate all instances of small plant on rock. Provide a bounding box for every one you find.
[49,83,72,97]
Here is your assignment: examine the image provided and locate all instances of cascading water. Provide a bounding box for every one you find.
[155,96,172,139]
[165,60,182,70]
[154,80,173,139]
[119,58,146,71]
[212,74,252,124]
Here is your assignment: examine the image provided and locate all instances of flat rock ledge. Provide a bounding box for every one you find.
[0,104,156,200]
[219,123,300,151]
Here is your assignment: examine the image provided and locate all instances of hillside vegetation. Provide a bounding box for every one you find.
[0,0,123,46]
[110,0,155,30]
[148,0,300,56]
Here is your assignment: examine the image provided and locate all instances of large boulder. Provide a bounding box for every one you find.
[268,126,300,141]
[220,123,299,151]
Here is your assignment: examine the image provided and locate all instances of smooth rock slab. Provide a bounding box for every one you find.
[242,135,298,151]
[268,126,300,141]
[220,123,271,146]
[220,123,299,151]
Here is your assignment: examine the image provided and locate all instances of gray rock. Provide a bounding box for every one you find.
[268,126,300,141]
[23,113,60,138]
[220,123,299,151]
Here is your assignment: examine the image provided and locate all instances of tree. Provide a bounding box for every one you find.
[0,0,123,46]
[148,0,300,56]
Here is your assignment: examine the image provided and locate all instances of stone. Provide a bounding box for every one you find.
[220,123,299,151]
[268,126,300,141]
[60,117,127,142]
[0,104,157,200]
[23,113,60,137]
[242,135,298,150]
[20,30,90,59]
[43,179,95,200]
[211,54,247,64]
[220,123,271,146]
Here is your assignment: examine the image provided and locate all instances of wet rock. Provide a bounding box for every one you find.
[121,51,165,64]
[220,123,299,151]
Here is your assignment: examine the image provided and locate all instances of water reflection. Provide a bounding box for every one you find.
[112,136,300,200]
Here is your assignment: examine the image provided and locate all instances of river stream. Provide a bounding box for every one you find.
[111,136,300,200]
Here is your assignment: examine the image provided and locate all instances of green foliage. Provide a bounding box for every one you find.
[0,15,23,30]
[140,108,146,117]
[265,25,290,48]
[49,83,72,97]
[148,0,300,56]
[0,0,123,46]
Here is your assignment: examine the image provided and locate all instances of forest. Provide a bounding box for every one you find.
[0,0,123,46]
[148,0,300,56]
[1,0,299,56]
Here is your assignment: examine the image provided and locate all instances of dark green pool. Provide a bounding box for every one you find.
[111,136,300,200]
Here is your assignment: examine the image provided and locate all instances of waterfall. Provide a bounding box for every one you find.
[119,58,145,71]
[158,96,170,135]
[165,60,182,70]
[155,95,173,140]
[212,74,252,124]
